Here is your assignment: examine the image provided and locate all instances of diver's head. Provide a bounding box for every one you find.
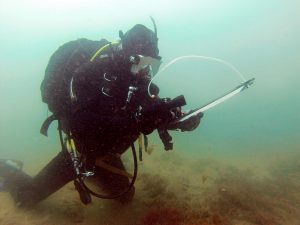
[120,24,160,59]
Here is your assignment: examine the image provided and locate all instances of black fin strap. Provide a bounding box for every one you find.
[40,114,57,136]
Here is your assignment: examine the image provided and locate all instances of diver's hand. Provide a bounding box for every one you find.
[138,104,174,135]
[167,112,203,132]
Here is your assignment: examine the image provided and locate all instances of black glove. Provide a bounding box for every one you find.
[138,101,174,135]
[167,112,204,132]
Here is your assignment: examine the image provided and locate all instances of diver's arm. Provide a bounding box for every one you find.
[166,112,204,132]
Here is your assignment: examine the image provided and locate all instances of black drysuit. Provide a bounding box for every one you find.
[3,39,164,207]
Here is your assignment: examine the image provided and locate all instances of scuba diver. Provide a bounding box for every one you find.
[0,22,203,207]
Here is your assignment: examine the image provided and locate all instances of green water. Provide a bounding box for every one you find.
[0,0,299,224]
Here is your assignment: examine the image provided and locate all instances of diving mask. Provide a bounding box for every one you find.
[130,55,162,77]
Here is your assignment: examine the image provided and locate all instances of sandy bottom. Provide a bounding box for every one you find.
[0,146,299,225]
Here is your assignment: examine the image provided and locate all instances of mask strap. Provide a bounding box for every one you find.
[150,16,157,39]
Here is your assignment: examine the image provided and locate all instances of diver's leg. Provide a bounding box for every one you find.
[1,151,74,207]
[93,154,135,203]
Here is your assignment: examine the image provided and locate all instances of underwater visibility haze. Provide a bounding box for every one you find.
[0,0,299,224]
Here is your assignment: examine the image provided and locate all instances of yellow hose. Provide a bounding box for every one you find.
[90,41,120,62]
